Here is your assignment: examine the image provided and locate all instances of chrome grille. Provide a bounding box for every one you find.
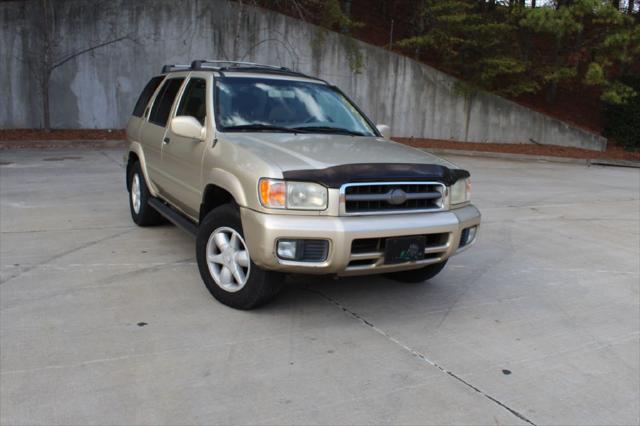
[341,182,445,215]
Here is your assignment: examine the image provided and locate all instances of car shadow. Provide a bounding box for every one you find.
[257,268,475,319]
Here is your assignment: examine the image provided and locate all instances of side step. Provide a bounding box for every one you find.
[148,197,198,238]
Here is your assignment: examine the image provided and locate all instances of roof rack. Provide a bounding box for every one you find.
[160,59,328,83]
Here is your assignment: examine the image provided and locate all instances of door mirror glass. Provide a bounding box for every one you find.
[376,124,391,139]
[171,116,206,140]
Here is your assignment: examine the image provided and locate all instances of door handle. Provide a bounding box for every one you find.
[163,137,170,144]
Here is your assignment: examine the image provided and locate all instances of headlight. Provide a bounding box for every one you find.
[259,178,328,210]
[450,178,471,206]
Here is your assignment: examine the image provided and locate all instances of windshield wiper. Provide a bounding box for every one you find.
[222,124,308,133]
[291,126,366,136]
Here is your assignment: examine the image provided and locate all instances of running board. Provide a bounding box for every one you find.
[148,198,198,238]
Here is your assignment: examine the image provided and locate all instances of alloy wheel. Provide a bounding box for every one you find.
[131,173,141,214]
[206,226,251,292]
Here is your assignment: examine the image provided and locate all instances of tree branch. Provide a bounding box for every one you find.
[290,0,311,22]
[50,35,130,71]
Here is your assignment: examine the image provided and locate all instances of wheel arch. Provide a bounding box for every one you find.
[125,151,139,191]
[125,143,158,197]
[200,183,239,223]
[200,168,249,222]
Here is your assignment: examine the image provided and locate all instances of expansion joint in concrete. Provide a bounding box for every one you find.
[306,287,537,426]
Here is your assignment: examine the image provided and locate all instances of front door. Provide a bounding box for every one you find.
[161,76,209,218]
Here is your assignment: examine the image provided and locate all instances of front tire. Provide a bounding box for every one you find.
[385,260,448,283]
[196,204,284,309]
[128,162,163,226]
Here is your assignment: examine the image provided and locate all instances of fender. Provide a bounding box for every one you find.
[204,167,249,208]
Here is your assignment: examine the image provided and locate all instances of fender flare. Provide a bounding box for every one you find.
[204,168,249,208]
[126,142,160,198]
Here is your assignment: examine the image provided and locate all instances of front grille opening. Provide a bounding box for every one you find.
[344,182,444,214]
[423,252,442,261]
[425,233,449,246]
[347,259,377,268]
[351,233,449,257]
[351,238,381,254]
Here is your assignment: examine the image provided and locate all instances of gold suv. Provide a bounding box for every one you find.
[125,60,481,309]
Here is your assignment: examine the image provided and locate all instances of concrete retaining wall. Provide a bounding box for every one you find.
[0,0,607,150]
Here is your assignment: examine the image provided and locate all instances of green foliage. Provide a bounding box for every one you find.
[311,0,364,73]
[603,75,640,150]
[518,5,583,37]
[317,0,361,32]
[518,0,639,105]
[601,80,637,104]
[397,0,533,97]
[584,62,605,85]
[396,0,639,107]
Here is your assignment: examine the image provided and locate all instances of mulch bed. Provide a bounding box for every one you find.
[0,129,126,150]
[0,140,126,150]
[0,129,126,141]
[394,137,640,162]
[1,129,638,162]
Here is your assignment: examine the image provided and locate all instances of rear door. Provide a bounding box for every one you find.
[160,74,210,217]
[127,76,163,144]
[140,75,186,194]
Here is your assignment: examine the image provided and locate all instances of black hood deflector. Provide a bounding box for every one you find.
[282,163,470,188]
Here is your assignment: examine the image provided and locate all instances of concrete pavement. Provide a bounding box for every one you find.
[1,149,638,425]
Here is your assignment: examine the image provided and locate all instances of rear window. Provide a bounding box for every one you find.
[132,76,163,117]
[149,78,185,127]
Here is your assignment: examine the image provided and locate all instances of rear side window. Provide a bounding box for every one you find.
[149,78,185,127]
[176,78,207,125]
[132,76,163,117]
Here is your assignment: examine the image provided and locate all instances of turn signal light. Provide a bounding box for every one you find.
[259,179,286,208]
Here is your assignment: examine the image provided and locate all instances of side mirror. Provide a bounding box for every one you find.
[376,124,391,139]
[170,116,206,140]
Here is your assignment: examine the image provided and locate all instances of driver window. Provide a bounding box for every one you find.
[176,78,207,125]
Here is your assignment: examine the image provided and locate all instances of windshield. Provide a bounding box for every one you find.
[215,77,377,136]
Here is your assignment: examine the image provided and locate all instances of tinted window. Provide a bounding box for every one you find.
[149,78,185,127]
[132,76,163,117]
[176,78,206,125]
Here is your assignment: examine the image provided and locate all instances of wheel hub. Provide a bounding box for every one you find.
[131,173,141,214]
[205,227,251,293]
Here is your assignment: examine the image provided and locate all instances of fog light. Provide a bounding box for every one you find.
[459,226,478,248]
[466,226,477,245]
[277,240,297,260]
[276,239,330,262]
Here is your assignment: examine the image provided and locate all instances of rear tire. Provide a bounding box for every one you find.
[385,260,448,283]
[196,204,284,309]
[128,162,163,226]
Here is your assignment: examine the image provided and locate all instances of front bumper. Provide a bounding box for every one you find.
[240,205,481,276]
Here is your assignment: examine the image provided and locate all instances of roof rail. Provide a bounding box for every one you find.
[160,60,328,84]
[161,64,190,73]
[190,60,291,71]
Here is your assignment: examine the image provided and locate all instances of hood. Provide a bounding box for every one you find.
[219,133,457,172]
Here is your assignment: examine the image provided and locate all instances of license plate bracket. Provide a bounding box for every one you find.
[384,236,426,264]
